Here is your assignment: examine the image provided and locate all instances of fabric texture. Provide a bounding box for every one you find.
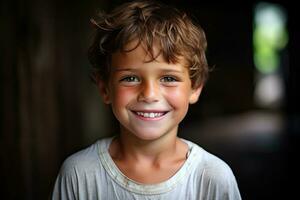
[52,137,242,200]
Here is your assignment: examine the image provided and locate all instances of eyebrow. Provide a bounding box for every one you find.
[113,68,139,72]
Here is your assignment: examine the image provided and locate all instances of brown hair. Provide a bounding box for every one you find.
[88,0,209,88]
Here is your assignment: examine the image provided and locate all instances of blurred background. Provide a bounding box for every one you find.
[1,0,299,199]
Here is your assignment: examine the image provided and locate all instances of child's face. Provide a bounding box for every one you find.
[99,41,202,141]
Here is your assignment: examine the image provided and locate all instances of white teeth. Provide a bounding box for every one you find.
[136,112,164,118]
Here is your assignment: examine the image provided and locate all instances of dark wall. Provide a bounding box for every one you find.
[1,0,109,199]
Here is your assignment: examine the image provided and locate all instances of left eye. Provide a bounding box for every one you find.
[161,76,177,82]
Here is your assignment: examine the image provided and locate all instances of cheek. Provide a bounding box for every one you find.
[111,87,136,106]
[164,87,191,108]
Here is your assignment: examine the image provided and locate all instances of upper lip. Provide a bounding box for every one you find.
[131,110,169,113]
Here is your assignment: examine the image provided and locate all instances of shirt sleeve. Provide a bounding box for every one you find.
[210,170,241,200]
[201,162,242,200]
[51,162,79,200]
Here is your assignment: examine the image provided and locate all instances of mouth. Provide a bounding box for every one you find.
[131,110,169,120]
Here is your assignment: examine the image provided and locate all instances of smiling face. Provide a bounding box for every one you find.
[98,41,202,141]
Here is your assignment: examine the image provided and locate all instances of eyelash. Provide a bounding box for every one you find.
[118,75,180,84]
[119,76,140,82]
[161,76,178,82]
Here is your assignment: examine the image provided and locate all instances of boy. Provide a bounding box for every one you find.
[52,0,242,199]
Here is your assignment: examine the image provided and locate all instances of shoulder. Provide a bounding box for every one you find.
[185,140,241,199]
[201,150,237,187]
[186,140,235,179]
[59,137,111,176]
[52,138,114,199]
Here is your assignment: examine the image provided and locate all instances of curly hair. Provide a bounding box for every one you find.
[88,0,209,88]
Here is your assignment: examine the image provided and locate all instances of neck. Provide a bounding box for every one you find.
[110,129,180,164]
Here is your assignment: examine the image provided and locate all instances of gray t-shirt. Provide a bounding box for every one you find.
[52,137,241,200]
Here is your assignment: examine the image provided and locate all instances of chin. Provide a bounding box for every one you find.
[132,130,166,141]
[120,125,174,141]
[134,134,162,141]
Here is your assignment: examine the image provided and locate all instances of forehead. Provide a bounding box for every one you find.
[113,40,160,63]
[111,40,187,70]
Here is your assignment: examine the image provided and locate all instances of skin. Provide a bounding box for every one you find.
[97,40,203,184]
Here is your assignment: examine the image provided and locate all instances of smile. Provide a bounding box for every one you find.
[132,111,168,120]
[136,112,165,118]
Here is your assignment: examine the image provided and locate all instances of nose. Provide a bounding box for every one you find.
[137,80,160,103]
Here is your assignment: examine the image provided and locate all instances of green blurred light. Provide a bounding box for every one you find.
[253,2,288,74]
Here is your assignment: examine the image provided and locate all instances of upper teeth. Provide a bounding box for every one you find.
[136,112,164,118]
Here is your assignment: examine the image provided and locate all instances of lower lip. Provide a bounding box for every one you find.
[132,112,168,121]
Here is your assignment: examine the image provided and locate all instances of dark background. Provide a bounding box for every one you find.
[1,0,299,199]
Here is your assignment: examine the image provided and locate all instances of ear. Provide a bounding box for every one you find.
[189,84,203,104]
[96,79,111,104]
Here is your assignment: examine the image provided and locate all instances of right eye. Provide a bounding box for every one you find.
[120,76,140,82]
[119,76,141,86]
